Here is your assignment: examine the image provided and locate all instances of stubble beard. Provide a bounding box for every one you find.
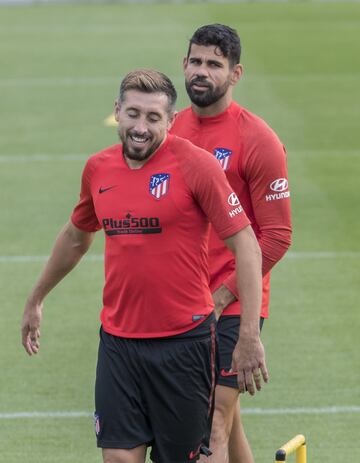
[118,129,161,163]
[185,78,231,108]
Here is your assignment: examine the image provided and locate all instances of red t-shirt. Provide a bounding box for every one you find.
[171,102,292,317]
[71,134,249,337]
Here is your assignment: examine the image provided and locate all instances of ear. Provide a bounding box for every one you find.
[183,56,188,71]
[114,99,120,122]
[168,111,178,130]
[230,64,243,86]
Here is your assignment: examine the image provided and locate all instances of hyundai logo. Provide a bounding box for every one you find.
[228,192,240,206]
[270,178,288,192]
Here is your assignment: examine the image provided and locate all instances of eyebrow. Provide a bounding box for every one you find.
[207,59,223,66]
[189,57,224,66]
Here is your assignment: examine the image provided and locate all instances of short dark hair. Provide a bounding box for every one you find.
[187,24,241,67]
[119,69,177,114]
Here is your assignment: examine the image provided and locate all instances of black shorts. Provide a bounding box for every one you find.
[216,316,264,389]
[94,314,218,463]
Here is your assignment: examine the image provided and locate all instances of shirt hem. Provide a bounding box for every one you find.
[101,319,212,338]
[217,220,249,241]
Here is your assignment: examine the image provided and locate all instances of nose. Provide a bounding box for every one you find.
[194,62,209,78]
[133,118,148,134]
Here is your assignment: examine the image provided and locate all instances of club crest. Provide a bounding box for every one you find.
[149,173,170,200]
[214,148,232,171]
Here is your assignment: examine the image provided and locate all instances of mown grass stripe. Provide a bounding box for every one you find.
[1,406,359,419]
[1,252,359,263]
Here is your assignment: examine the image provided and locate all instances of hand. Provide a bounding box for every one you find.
[212,285,236,320]
[231,336,269,395]
[21,298,43,355]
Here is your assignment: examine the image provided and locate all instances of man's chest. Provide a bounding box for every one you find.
[90,164,199,236]
[176,122,247,193]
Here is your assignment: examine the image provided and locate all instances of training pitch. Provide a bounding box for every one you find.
[0,2,359,462]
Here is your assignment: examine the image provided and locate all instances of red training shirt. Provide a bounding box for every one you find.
[71,134,249,337]
[171,102,292,318]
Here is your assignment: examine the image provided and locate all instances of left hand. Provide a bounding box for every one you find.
[231,335,269,395]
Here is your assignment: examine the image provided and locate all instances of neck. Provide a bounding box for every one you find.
[123,137,166,170]
[124,156,149,170]
[192,93,233,117]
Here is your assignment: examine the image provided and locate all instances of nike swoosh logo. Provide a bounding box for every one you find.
[220,368,238,377]
[189,447,201,460]
[99,186,115,194]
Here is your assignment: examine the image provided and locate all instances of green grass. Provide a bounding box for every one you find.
[0,2,359,462]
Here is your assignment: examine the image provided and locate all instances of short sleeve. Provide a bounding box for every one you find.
[71,158,102,232]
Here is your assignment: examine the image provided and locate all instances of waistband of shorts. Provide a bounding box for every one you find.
[166,312,216,340]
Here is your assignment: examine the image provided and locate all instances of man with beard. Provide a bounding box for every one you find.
[170,25,292,463]
[21,69,268,463]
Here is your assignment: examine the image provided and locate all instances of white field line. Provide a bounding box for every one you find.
[0,252,359,264]
[286,251,360,259]
[0,154,89,162]
[1,149,359,163]
[1,406,359,420]
[0,74,359,88]
[1,0,360,7]
[0,255,104,263]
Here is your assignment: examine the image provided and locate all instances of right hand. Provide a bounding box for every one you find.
[21,298,43,355]
[212,285,236,320]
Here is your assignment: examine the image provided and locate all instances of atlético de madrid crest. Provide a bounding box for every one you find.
[149,173,170,200]
[214,148,232,171]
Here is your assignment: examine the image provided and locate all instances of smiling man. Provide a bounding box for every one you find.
[21,69,267,463]
[171,25,292,463]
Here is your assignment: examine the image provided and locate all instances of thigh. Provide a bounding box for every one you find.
[95,328,153,449]
[102,446,146,463]
[216,317,264,388]
[145,329,217,463]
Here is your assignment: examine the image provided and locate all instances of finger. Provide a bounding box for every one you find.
[244,369,255,396]
[253,369,262,391]
[21,326,33,355]
[260,363,269,383]
[29,327,40,353]
[236,370,246,394]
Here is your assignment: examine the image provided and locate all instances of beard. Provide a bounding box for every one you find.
[118,129,162,163]
[185,77,231,108]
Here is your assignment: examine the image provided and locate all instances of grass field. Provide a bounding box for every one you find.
[1,1,359,462]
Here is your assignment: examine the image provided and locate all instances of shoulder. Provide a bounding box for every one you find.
[174,106,192,122]
[82,144,121,179]
[87,144,120,163]
[235,105,283,147]
[171,106,193,132]
[85,144,120,167]
[169,134,217,168]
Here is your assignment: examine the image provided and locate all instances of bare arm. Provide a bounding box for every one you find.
[212,285,236,320]
[224,225,269,395]
[21,221,96,355]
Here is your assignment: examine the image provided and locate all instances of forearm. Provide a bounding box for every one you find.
[28,221,94,303]
[225,226,268,394]
[225,227,262,336]
[222,226,292,298]
[235,242,262,337]
[259,228,292,275]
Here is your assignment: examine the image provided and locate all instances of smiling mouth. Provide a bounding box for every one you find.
[129,134,150,144]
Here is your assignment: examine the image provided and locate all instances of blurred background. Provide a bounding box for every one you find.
[0,1,359,462]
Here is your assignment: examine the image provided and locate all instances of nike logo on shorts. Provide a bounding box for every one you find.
[220,368,238,377]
